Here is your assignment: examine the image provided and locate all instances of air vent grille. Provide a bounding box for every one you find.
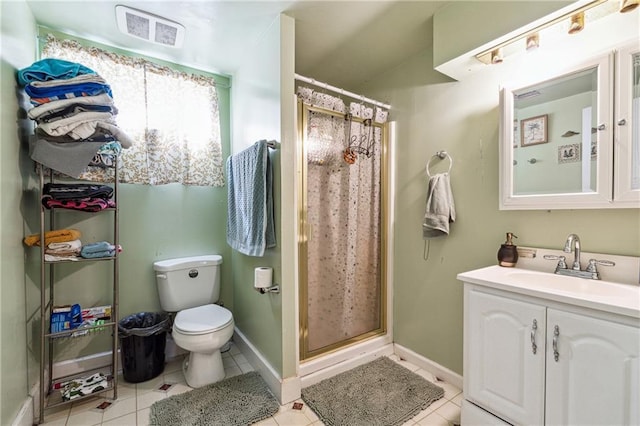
[115,5,185,48]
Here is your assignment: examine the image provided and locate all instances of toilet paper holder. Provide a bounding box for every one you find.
[256,284,280,294]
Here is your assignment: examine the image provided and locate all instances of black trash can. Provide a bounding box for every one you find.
[118,312,170,383]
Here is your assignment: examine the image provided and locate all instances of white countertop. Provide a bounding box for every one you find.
[458,265,640,319]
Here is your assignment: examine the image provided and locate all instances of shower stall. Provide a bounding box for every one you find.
[297,87,389,361]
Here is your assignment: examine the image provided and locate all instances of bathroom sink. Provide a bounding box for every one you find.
[505,270,640,299]
[458,265,640,318]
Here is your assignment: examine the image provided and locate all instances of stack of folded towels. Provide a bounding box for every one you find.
[17,58,132,177]
[42,182,115,212]
[23,230,121,261]
[23,229,82,261]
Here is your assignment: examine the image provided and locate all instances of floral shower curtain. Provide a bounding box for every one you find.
[297,87,388,355]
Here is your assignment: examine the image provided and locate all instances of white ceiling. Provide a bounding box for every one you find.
[25,0,446,91]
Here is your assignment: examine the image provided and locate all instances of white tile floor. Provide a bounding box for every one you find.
[41,343,461,426]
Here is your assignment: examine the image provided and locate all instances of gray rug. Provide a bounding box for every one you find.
[302,356,444,426]
[149,371,280,426]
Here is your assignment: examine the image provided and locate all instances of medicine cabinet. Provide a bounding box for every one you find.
[499,42,640,210]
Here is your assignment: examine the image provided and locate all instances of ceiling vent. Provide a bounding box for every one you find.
[115,5,185,48]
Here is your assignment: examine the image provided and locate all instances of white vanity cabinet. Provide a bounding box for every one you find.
[464,290,546,425]
[463,284,640,426]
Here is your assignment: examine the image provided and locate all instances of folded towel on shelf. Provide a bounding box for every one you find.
[27,73,107,89]
[36,103,116,124]
[43,183,113,200]
[226,140,276,257]
[80,241,112,254]
[36,111,116,140]
[17,58,96,87]
[80,250,115,259]
[45,254,79,262]
[23,229,81,247]
[80,242,121,259]
[30,136,107,178]
[423,173,456,239]
[25,75,112,104]
[46,239,82,254]
[28,93,116,121]
[42,198,116,212]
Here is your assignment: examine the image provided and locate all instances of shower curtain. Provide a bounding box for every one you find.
[298,87,388,355]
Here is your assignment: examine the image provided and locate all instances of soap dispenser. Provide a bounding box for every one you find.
[497,232,518,267]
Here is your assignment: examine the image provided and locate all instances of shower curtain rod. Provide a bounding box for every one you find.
[295,73,391,110]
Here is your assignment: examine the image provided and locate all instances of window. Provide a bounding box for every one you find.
[42,34,224,186]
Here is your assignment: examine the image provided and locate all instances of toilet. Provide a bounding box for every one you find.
[153,255,234,388]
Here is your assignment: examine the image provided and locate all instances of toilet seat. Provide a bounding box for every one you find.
[174,304,233,335]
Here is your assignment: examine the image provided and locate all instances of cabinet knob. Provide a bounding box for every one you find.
[617,119,626,126]
[597,124,606,131]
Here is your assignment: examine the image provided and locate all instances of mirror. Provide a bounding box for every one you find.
[499,54,613,210]
[513,69,598,195]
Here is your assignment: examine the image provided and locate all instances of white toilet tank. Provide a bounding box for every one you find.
[153,255,223,312]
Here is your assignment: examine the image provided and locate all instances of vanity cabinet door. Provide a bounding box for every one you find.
[464,289,546,425]
[545,308,640,426]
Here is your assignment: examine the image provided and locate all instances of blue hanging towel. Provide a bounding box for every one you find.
[226,140,276,256]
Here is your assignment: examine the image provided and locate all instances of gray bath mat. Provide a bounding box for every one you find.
[302,356,444,426]
[149,371,279,426]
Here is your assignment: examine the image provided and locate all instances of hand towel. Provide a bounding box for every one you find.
[423,173,456,239]
[226,140,276,256]
[23,229,81,247]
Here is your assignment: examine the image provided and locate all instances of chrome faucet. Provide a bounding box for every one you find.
[564,233,581,271]
[543,233,615,280]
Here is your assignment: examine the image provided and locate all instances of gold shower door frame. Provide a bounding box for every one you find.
[298,101,388,362]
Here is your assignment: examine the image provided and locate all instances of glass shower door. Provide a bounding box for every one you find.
[299,102,387,360]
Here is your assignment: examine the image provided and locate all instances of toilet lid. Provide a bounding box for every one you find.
[174,304,233,335]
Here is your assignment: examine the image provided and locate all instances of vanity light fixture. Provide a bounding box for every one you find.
[619,0,639,12]
[491,48,504,64]
[475,0,613,65]
[568,12,585,34]
[525,33,540,50]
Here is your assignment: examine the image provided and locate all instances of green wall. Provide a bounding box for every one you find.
[230,15,285,376]
[1,1,37,424]
[361,42,640,376]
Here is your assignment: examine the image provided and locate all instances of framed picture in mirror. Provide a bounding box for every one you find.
[520,114,548,147]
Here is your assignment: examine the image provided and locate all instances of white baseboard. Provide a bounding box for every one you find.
[11,395,33,426]
[393,343,463,390]
[232,327,301,405]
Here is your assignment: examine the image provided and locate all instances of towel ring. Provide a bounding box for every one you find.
[426,150,453,177]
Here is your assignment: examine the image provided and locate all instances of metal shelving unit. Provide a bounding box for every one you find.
[36,162,119,424]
